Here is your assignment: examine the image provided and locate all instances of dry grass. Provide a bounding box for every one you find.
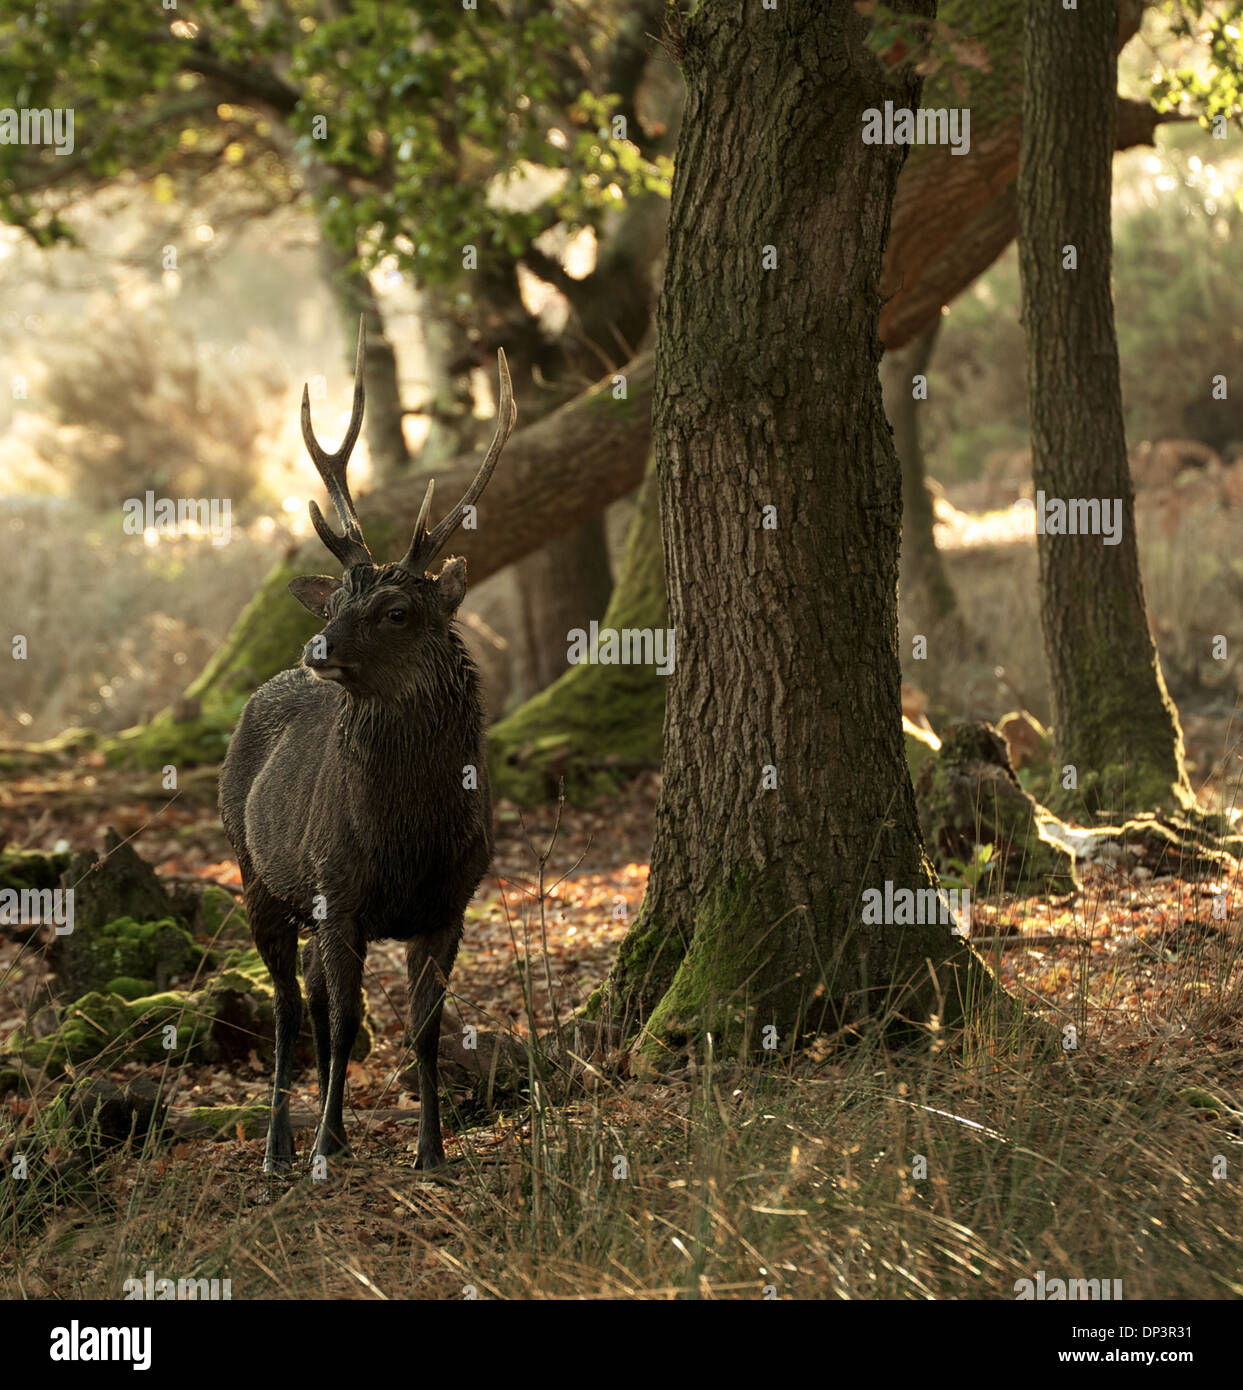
[3,1012,1241,1300]
[4,852,1242,1301]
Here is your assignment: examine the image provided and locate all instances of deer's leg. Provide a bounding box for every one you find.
[406,922,463,1170]
[312,926,364,1161]
[301,933,332,1117]
[247,883,302,1173]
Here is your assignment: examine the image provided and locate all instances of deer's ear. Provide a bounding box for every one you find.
[433,557,467,614]
[289,575,341,617]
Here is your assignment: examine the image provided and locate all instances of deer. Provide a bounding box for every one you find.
[219,319,515,1171]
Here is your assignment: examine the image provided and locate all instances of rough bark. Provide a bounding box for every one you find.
[598,0,997,1055]
[1017,0,1193,816]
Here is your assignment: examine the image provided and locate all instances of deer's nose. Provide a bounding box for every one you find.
[304,635,334,667]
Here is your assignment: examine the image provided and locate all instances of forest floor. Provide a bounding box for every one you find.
[2,756,1243,1300]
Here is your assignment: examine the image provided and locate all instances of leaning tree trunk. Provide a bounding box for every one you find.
[1017,0,1193,817]
[600,0,995,1055]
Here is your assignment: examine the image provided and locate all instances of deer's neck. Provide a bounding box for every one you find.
[335,642,481,789]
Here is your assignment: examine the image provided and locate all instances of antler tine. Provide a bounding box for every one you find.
[401,348,515,574]
[406,477,435,560]
[301,315,372,568]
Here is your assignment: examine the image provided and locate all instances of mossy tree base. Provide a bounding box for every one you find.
[1040,763,1201,823]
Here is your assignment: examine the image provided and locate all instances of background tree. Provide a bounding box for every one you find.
[1018,0,1194,815]
[881,316,973,646]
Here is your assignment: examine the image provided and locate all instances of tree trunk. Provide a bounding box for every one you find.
[884,316,965,639]
[1017,0,1193,817]
[600,0,992,1054]
[316,240,410,482]
[511,521,615,703]
[490,459,666,802]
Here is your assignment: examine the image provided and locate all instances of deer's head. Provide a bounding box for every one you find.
[289,319,515,700]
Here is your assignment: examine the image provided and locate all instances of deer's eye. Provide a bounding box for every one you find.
[386,607,407,624]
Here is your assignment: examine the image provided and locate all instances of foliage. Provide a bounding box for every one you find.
[941,842,997,892]
[0,0,671,289]
[1150,0,1243,140]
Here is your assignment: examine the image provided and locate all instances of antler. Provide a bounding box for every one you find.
[302,315,372,569]
[400,348,516,574]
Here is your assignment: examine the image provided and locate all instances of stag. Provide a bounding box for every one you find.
[219,319,514,1170]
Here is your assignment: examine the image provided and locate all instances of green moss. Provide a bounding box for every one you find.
[636,871,769,1063]
[1045,760,1196,822]
[203,945,373,1063]
[101,710,237,770]
[56,915,201,998]
[594,900,691,1029]
[212,945,269,988]
[12,989,209,1072]
[580,984,605,1021]
[0,846,73,892]
[488,664,665,803]
[199,885,247,941]
[183,1104,269,1139]
[184,556,313,716]
[104,976,152,1001]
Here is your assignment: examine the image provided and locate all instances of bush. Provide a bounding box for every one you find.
[26,299,287,511]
